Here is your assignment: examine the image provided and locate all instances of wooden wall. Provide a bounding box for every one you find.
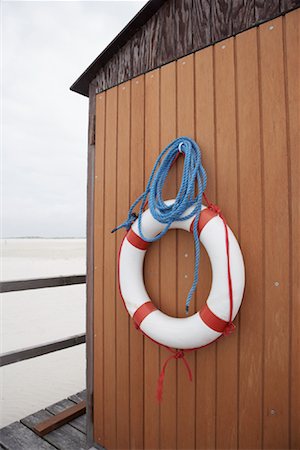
[92,10,299,450]
[92,0,300,95]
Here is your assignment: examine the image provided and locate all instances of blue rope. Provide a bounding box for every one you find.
[112,137,207,314]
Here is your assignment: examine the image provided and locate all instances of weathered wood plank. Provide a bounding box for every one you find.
[255,0,280,21]
[45,398,86,434]
[117,40,132,85]
[143,11,161,72]
[0,422,55,450]
[157,0,176,66]
[192,0,211,50]
[211,0,233,42]
[103,52,119,89]
[232,0,255,34]
[131,28,146,78]
[281,0,300,12]
[95,70,106,93]
[174,0,193,57]
[68,390,86,404]
[21,410,87,450]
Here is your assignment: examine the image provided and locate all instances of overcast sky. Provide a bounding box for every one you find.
[1,0,147,238]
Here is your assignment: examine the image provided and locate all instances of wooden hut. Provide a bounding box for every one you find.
[71,1,300,449]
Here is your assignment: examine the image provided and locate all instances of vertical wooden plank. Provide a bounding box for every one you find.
[284,9,300,450]
[236,28,264,449]
[94,91,106,447]
[104,52,119,89]
[232,0,255,34]
[176,53,196,450]
[144,69,160,450]
[116,81,131,450]
[103,86,118,449]
[85,80,97,444]
[131,28,146,79]
[214,37,239,450]
[174,0,193,57]
[192,0,212,50]
[159,61,177,450]
[194,46,217,450]
[258,16,289,449]
[143,13,161,72]
[118,41,132,86]
[96,70,106,95]
[130,74,145,450]
[255,0,280,22]
[211,0,233,42]
[157,1,176,66]
[87,82,96,448]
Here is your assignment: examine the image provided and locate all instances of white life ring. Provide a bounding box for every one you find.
[118,200,245,350]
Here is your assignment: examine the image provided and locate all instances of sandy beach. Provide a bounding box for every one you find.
[0,238,86,428]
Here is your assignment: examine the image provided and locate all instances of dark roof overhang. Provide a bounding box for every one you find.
[70,0,166,97]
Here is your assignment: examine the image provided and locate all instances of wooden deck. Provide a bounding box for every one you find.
[0,390,102,450]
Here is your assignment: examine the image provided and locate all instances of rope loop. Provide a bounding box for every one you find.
[157,348,192,402]
[112,137,207,313]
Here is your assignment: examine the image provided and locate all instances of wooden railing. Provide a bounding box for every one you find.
[0,275,86,293]
[0,275,86,367]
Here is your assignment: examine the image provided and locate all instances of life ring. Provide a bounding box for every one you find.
[118,199,245,350]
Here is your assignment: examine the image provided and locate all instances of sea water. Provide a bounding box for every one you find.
[0,239,86,428]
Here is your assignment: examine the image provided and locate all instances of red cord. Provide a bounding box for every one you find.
[157,349,192,402]
[203,193,235,334]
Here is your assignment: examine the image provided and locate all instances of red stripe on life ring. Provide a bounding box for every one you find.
[127,228,150,250]
[190,208,217,234]
[133,302,157,328]
[199,304,228,333]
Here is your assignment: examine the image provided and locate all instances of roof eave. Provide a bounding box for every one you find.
[70,0,167,97]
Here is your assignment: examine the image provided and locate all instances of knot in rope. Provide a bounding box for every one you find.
[174,350,184,359]
[111,212,137,233]
[223,322,236,336]
[112,137,207,313]
[209,204,221,215]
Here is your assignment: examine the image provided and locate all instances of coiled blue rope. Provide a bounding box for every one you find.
[112,137,207,314]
